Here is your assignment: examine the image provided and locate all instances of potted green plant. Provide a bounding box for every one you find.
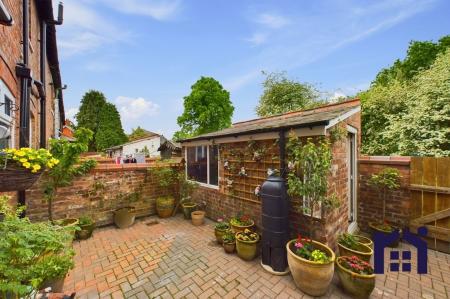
[367,168,401,247]
[0,196,74,296]
[214,219,230,244]
[337,233,373,262]
[44,128,97,227]
[354,235,373,249]
[179,176,199,219]
[222,231,236,254]
[286,135,339,296]
[0,147,58,192]
[151,167,178,218]
[235,229,260,261]
[230,212,254,233]
[76,215,95,240]
[191,201,206,226]
[336,256,375,298]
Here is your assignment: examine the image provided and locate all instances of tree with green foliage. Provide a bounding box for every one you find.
[174,77,234,140]
[95,103,128,151]
[76,90,127,151]
[256,72,322,117]
[44,128,97,222]
[128,126,152,141]
[374,35,450,86]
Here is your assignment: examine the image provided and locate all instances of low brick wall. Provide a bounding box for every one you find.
[25,163,182,226]
[357,156,411,232]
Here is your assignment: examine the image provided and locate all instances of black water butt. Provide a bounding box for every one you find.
[260,174,290,274]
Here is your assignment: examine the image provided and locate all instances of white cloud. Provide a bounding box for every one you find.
[224,70,261,92]
[99,0,182,21]
[66,107,79,123]
[256,13,290,29]
[244,33,268,46]
[115,96,160,121]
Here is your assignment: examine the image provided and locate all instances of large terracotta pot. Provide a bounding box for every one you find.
[286,239,335,296]
[230,220,254,233]
[113,207,136,229]
[223,242,236,254]
[236,234,259,261]
[354,235,373,249]
[336,257,375,299]
[338,242,373,262]
[191,211,205,226]
[181,202,197,219]
[156,197,175,218]
[369,222,400,247]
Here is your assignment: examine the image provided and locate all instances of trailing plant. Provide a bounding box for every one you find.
[293,234,330,263]
[0,196,74,297]
[286,132,339,241]
[230,212,253,226]
[44,128,97,222]
[222,231,236,244]
[338,256,374,275]
[1,147,59,173]
[236,229,259,242]
[329,125,347,144]
[368,167,400,228]
[44,128,96,222]
[338,233,359,250]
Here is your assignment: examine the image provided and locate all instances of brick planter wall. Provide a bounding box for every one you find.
[25,163,182,226]
[358,156,411,232]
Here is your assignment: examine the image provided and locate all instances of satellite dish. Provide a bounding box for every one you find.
[0,125,10,139]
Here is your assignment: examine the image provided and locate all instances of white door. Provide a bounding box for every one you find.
[347,129,357,233]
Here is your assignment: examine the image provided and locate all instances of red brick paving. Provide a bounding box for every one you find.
[63,216,450,298]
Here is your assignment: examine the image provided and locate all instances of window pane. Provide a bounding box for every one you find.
[0,121,10,150]
[209,145,218,186]
[187,146,207,184]
[4,96,11,116]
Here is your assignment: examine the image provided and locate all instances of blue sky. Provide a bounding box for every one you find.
[56,0,450,138]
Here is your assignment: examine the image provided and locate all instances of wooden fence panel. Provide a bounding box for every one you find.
[410,157,450,253]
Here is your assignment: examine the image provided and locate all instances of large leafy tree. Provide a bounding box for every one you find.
[76,90,127,151]
[256,72,322,117]
[374,35,450,86]
[95,103,128,151]
[174,77,234,140]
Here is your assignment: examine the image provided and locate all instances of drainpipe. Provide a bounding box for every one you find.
[39,20,47,148]
[279,130,286,179]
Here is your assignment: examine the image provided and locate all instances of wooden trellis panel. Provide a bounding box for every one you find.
[410,157,450,253]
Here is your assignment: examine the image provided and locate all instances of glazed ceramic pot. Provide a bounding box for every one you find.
[223,241,236,254]
[354,235,373,249]
[215,227,230,244]
[181,202,197,219]
[230,219,254,233]
[156,196,175,218]
[286,239,335,297]
[338,242,373,262]
[191,211,205,226]
[369,222,400,247]
[55,218,79,241]
[76,222,95,240]
[113,207,136,229]
[236,234,259,261]
[336,257,375,299]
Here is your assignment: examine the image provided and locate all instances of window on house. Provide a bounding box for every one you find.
[186,145,219,187]
[0,80,14,149]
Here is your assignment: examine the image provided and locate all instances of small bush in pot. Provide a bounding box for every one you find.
[214,219,230,244]
[336,256,375,298]
[230,212,254,233]
[367,167,401,246]
[338,233,373,262]
[76,215,95,240]
[151,167,178,218]
[179,176,199,219]
[222,231,236,254]
[236,229,260,261]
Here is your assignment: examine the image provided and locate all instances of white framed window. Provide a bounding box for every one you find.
[185,144,219,188]
[0,79,14,150]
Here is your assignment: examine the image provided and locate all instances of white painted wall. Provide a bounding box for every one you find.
[122,136,161,157]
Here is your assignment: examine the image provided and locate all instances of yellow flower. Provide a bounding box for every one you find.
[23,162,31,169]
[15,151,25,157]
[32,164,41,171]
[51,158,59,165]
[19,158,28,163]
[47,162,54,168]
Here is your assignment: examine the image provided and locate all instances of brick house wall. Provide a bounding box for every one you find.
[25,164,182,226]
[357,156,411,232]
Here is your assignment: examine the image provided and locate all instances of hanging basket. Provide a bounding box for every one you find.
[0,163,43,192]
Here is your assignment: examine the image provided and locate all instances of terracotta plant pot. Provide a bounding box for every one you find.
[230,220,254,233]
[369,222,400,247]
[354,235,373,249]
[156,196,175,218]
[336,257,375,298]
[113,207,136,229]
[338,242,373,262]
[286,239,335,297]
[223,242,236,254]
[76,222,95,240]
[191,211,205,226]
[181,202,197,219]
[236,234,259,261]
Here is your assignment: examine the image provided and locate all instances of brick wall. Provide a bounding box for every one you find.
[357,156,411,232]
[24,163,182,226]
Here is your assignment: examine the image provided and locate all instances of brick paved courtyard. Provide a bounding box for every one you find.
[63,216,450,299]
